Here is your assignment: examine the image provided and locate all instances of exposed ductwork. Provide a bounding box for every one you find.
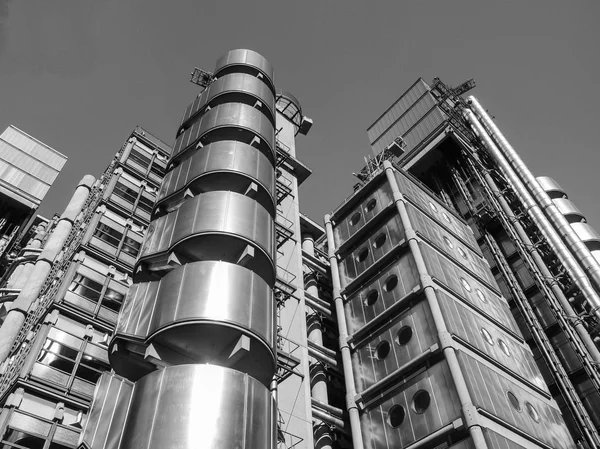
[463,107,600,323]
[468,96,600,302]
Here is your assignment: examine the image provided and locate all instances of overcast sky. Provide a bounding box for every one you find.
[0,1,599,229]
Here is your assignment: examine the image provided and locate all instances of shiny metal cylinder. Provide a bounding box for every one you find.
[180,72,276,131]
[120,364,276,449]
[172,101,275,165]
[537,176,567,199]
[88,49,279,449]
[137,190,276,285]
[156,140,276,218]
[469,96,600,301]
[553,198,584,223]
[213,49,275,94]
[464,107,600,322]
[111,261,276,385]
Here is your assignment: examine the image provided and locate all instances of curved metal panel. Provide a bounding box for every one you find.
[213,49,275,93]
[138,191,276,285]
[276,89,303,128]
[180,73,276,131]
[111,261,276,385]
[156,141,276,218]
[571,222,600,244]
[172,103,275,165]
[120,365,277,449]
[553,198,584,223]
[536,176,567,198]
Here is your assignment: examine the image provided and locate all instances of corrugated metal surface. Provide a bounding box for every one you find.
[419,242,518,335]
[367,79,430,144]
[353,300,437,392]
[345,253,419,333]
[407,204,496,288]
[398,107,447,156]
[482,429,527,449]
[458,351,575,448]
[393,171,478,251]
[369,93,437,153]
[338,214,404,287]
[437,291,547,393]
[361,361,460,448]
[0,126,67,206]
[78,373,134,449]
[333,182,394,247]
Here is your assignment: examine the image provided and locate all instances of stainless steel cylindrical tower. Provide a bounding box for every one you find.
[87,49,278,449]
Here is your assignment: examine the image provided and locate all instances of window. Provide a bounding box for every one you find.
[69,274,125,314]
[498,339,511,357]
[94,223,122,248]
[412,390,431,414]
[387,405,405,428]
[113,181,139,205]
[34,320,110,396]
[476,289,488,303]
[375,341,391,360]
[128,148,152,169]
[92,218,143,260]
[373,233,387,249]
[429,202,438,213]
[365,198,377,213]
[364,290,379,307]
[443,236,453,249]
[442,212,452,224]
[480,328,494,346]
[349,212,362,227]
[384,275,398,292]
[396,326,413,346]
[356,247,369,263]
[458,247,467,259]
[460,278,472,292]
[507,391,521,412]
[525,402,540,422]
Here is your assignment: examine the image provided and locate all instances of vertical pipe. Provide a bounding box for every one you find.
[0,175,95,363]
[463,108,600,324]
[465,156,600,364]
[383,161,489,449]
[324,215,364,449]
[469,97,600,300]
[303,234,333,449]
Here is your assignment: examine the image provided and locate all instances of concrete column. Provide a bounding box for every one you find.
[0,175,95,363]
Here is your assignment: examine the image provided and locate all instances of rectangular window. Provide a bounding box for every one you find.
[113,181,139,205]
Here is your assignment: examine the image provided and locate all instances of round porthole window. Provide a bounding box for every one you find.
[429,202,438,213]
[458,247,467,259]
[525,402,540,422]
[443,236,453,249]
[366,198,377,212]
[365,290,379,306]
[461,278,472,292]
[373,233,387,249]
[480,328,494,346]
[412,390,431,414]
[384,275,398,292]
[356,247,369,263]
[387,405,406,428]
[442,212,452,223]
[507,391,521,412]
[375,341,391,360]
[498,339,511,357]
[476,289,487,303]
[349,212,362,226]
[396,326,413,346]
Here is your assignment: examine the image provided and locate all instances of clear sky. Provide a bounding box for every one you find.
[0,1,599,229]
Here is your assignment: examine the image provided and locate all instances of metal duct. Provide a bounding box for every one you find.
[83,49,278,449]
[463,108,600,321]
[469,96,600,298]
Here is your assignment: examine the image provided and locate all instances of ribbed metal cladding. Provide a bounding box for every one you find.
[81,50,278,449]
